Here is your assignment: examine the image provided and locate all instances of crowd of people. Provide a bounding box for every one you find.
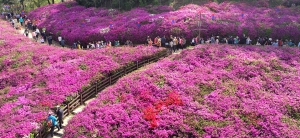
[146,35,187,52]
[70,39,133,49]
[189,34,300,47]
[2,11,300,50]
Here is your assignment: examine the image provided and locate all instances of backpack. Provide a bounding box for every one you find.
[47,119,52,127]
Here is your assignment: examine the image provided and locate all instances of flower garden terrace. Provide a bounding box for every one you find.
[27,1,300,46]
[0,19,167,137]
[64,44,300,137]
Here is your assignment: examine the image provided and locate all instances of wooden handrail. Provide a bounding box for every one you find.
[35,49,168,138]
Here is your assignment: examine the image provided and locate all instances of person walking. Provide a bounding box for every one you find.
[23,28,29,37]
[19,17,24,26]
[77,41,81,49]
[161,36,166,47]
[48,35,53,45]
[73,42,77,49]
[35,28,40,39]
[43,33,47,43]
[47,112,60,137]
[32,24,37,31]
[173,37,178,52]
[11,19,15,28]
[61,38,65,47]
[246,37,251,45]
[58,35,62,46]
[148,39,153,46]
[56,106,64,128]
[16,14,20,23]
[170,39,174,53]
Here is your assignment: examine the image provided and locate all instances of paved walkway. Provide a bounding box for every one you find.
[10,19,69,48]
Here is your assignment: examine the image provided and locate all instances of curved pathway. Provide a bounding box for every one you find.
[4,18,189,138]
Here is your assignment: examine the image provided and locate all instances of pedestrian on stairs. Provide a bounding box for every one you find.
[56,106,64,128]
[47,112,60,137]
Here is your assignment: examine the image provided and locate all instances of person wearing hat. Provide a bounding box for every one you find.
[47,112,60,137]
[56,105,64,128]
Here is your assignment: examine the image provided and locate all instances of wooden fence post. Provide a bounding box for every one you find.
[67,103,70,115]
[136,61,139,69]
[95,81,98,95]
[109,76,112,85]
[80,93,83,105]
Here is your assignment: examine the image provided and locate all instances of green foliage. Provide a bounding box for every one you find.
[281,116,300,129]
[193,83,215,103]
[199,83,215,95]
[79,64,88,70]
[222,80,236,96]
[155,75,166,88]
[0,87,9,95]
[270,59,285,71]
[238,112,261,128]
[185,116,229,135]
[56,31,61,36]
[224,62,233,71]
[286,105,300,120]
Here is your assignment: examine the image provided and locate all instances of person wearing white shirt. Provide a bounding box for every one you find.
[58,35,62,45]
[96,41,100,48]
[91,42,95,49]
[246,37,251,45]
[35,29,40,38]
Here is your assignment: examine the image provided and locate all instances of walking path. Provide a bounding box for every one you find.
[11,19,69,48]
[46,98,95,138]
[5,18,192,138]
[46,48,190,138]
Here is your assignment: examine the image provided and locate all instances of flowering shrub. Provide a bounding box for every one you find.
[0,20,164,137]
[28,1,300,45]
[64,44,300,137]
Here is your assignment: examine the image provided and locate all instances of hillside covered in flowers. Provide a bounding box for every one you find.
[64,45,300,137]
[28,1,300,45]
[0,19,164,137]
